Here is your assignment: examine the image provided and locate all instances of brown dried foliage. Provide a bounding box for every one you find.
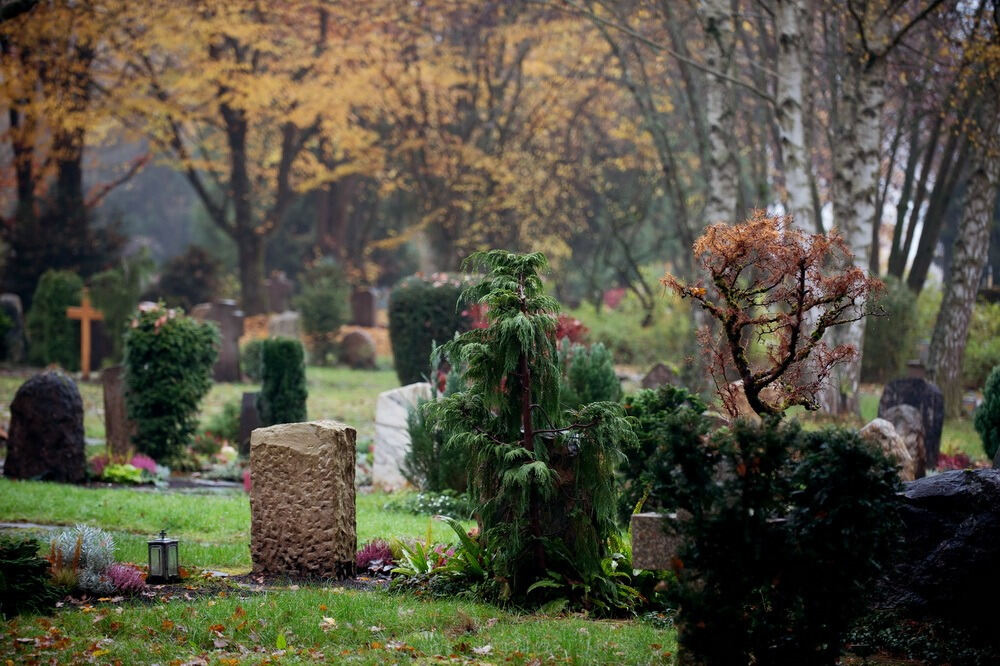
[663,211,882,417]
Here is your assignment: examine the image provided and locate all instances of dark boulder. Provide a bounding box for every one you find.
[883,469,1000,627]
[4,371,86,483]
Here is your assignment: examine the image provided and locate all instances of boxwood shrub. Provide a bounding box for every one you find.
[26,269,83,370]
[388,273,473,385]
[124,303,218,463]
[257,338,307,426]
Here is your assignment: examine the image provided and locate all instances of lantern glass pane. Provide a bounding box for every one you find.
[149,546,162,577]
[166,544,179,577]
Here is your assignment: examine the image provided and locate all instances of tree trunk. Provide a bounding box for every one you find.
[775,0,813,232]
[928,126,999,417]
[699,0,739,225]
[821,33,887,415]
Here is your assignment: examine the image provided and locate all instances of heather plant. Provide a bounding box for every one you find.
[0,535,56,618]
[105,563,146,594]
[974,365,1000,460]
[429,250,636,611]
[356,539,395,574]
[124,303,218,463]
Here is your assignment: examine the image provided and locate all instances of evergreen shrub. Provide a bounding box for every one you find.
[124,303,218,463]
[618,384,707,522]
[293,259,349,365]
[258,338,307,425]
[559,340,621,410]
[388,273,473,385]
[964,302,1000,390]
[90,252,154,363]
[862,275,917,383]
[148,245,220,311]
[26,269,83,369]
[975,365,1000,460]
[403,363,467,493]
[658,419,901,665]
[240,338,265,382]
[0,535,56,618]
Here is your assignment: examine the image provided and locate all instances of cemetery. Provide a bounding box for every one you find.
[2,2,1000,665]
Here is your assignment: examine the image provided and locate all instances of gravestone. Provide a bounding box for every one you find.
[0,293,27,363]
[641,363,678,390]
[859,418,916,481]
[350,289,376,327]
[102,366,136,460]
[238,391,261,456]
[265,272,294,313]
[630,512,684,570]
[267,311,301,339]
[882,404,926,479]
[250,420,356,578]
[878,376,944,468]
[373,382,432,491]
[338,330,376,369]
[191,300,244,382]
[4,372,85,483]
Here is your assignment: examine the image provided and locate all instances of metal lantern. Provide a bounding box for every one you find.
[147,530,179,582]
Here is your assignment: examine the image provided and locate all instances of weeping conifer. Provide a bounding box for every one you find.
[430,250,636,609]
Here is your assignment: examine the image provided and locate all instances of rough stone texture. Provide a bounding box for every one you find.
[250,421,356,578]
[191,300,245,382]
[238,392,261,456]
[338,330,376,369]
[373,383,431,491]
[878,377,944,468]
[630,512,683,570]
[267,311,301,340]
[640,363,678,390]
[350,289,376,327]
[4,372,85,483]
[102,366,136,459]
[0,293,27,363]
[265,271,294,313]
[880,470,1000,630]
[859,418,916,481]
[882,404,926,479]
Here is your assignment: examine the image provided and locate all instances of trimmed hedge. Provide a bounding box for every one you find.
[26,269,83,370]
[258,338,307,425]
[388,274,473,385]
[124,303,218,463]
[975,365,1000,461]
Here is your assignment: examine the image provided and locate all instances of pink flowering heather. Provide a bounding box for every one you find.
[89,454,109,477]
[129,454,158,475]
[106,563,147,593]
[356,539,395,570]
[242,468,252,493]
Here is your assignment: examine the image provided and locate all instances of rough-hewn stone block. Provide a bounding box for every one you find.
[630,512,683,570]
[250,420,356,578]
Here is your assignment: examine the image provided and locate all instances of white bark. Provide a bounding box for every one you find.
[928,120,1000,417]
[820,19,888,415]
[699,0,739,225]
[775,0,814,233]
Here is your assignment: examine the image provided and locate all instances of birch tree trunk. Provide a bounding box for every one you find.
[775,0,814,232]
[928,120,1000,417]
[699,0,739,225]
[819,20,888,415]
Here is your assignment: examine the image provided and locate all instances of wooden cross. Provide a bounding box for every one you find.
[66,289,104,380]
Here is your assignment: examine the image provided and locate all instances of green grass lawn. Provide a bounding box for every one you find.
[0,366,399,444]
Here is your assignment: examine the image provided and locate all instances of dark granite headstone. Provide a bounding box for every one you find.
[878,377,944,468]
[4,371,86,483]
[239,391,261,456]
[265,272,294,313]
[0,293,27,363]
[641,363,678,390]
[191,300,244,382]
[350,289,376,327]
[102,365,136,459]
[338,330,376,369]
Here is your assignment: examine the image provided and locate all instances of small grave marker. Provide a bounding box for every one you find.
[65,289,104,380]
